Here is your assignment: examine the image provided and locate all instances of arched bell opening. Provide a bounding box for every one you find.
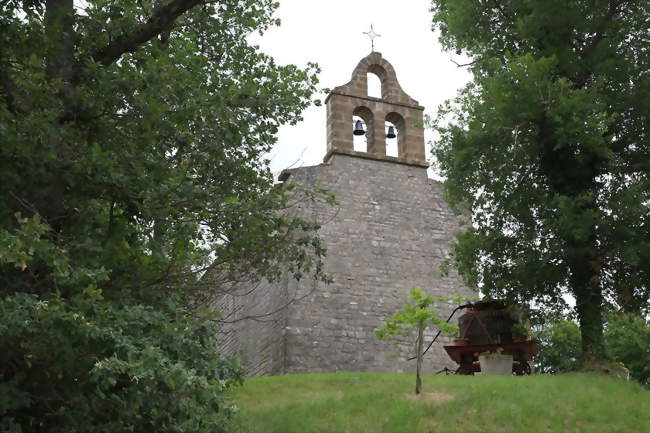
[385,112,406,157]
[385,121,398,157]
[352,115,367,152]
[366,72,382,98]
[368,64,389,100]
[352,106,374,153]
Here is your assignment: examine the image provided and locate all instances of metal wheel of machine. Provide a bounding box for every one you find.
[513,361,532,376]
[456,362,475,375]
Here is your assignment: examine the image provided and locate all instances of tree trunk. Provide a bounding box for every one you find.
[415,320,424,395]
[45,0,74,100]
[42,0,74,232]
[571,258,607,364]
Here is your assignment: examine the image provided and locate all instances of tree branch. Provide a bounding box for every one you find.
[0,65,21,114]
[583,0,625,54]
[490,0,513,22]
[92,0,202,67]
[450,58,475,68]
[574,0,628,87]
[1,42,32,114]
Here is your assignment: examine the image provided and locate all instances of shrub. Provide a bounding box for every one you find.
[534,320,581,374]
[534,314,650,386]
[606,313,650,386]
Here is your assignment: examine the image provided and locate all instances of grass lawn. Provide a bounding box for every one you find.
[229,372,649,433]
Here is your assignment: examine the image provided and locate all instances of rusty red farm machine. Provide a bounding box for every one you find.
[424,300,537,375]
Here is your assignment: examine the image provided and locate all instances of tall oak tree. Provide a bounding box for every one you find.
[431,0,649,362]
[0,1,326,431]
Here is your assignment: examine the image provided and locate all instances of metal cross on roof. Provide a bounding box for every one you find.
[363,24,381,52]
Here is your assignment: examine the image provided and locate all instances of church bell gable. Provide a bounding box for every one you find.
[325,52,427,167]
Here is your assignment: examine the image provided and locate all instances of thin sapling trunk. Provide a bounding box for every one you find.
[415,319,424,395]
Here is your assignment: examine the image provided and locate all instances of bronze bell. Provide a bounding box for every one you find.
[353,119,365,136]
[386,125,396,139]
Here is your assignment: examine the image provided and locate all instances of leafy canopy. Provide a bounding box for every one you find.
[431,0,650,359]
[0,1,327,432]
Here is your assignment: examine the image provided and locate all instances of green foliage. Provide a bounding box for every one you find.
[376,289,460,394]
[375,289,458,341]
[0,1,327,431]
[431,0,650,359]
[534,315,650,386]
[606,313,650,386]
[511,323,530,340]
[0,291,242,433]
[535,320,582,374]
[230,372,650,433]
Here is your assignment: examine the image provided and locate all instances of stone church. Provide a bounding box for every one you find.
[215,52,474,376]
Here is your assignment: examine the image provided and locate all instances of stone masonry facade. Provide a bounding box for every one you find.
[213,53,474,376]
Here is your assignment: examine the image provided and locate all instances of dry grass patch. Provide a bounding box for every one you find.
[406,391,455,404]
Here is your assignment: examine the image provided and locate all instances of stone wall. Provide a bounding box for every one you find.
[214,153,475,376]
[280,153,473,374]
[213,52,474,376]
[211,276,288,376]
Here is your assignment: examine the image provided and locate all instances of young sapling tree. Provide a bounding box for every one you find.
[375,288,458,394]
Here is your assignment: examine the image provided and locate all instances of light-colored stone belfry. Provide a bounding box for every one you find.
[210,52,473,376]
[325,52,427,166]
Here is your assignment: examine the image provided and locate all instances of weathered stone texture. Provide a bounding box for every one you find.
[215,153,474,376]
[213,52,474,376]
[279,154,474,374]
[325,52,427,166]
[212,276,288,376]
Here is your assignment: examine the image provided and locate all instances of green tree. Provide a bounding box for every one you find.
[0,1,326,431]
[606,313,650,386]
[431,0,650,363]
[535,320,582,374]
[375,289,457,394]
[534,314,650,385]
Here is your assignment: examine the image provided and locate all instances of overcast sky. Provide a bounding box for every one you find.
[252,0,473,176]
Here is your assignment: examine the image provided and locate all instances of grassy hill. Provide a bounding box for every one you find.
[228,372,649,433]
